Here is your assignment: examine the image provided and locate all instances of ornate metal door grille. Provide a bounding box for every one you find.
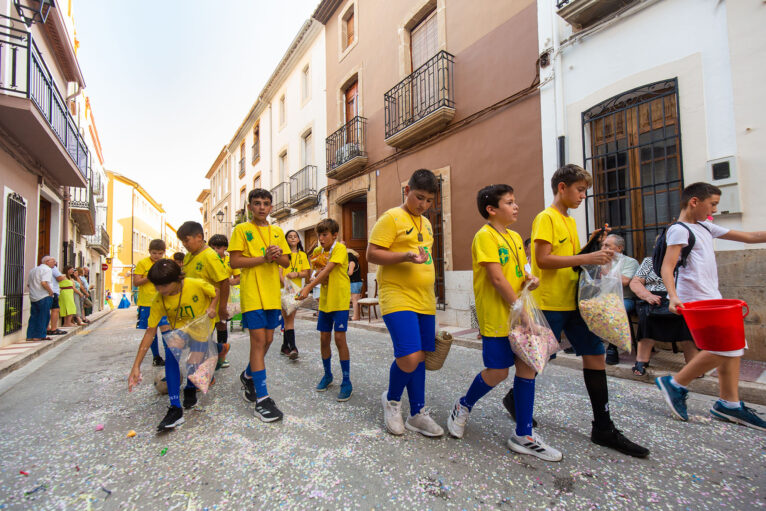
[4,193,26,335]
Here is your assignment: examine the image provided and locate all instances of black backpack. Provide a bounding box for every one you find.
[652,222,710,278]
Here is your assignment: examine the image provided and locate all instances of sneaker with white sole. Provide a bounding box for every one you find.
[447,399,470,438]
[157,406,184,432]
[507,433,563,462]
[710,400,766,431]
[240,370,257,404]
[405,410,444,437]
[381,391,405,436]
[254,397,283,423]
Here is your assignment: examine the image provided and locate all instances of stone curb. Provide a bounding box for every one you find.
[0,309,113,381]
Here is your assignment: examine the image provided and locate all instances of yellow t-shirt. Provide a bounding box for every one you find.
[134,256,159,307]
[228,222,290,312]
[531,206,581,311]
[472,225,527,337]
[183,246,230,286]
[148,277,215,329]
[319,242,351,313]
[369,207,435,315]
[286,250,310,289]
[219,254,240,278]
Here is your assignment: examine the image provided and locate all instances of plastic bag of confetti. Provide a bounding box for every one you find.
[281,278,317,315]
[162,315,218,393]
[227,285,241,317]
[578,253,632,352]
[508,287,559,373]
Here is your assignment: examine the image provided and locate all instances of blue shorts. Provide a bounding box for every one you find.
[51,293,60,309]
[543,310,605,356]
[382,311,435,358]
[317,310,349,332]
[482,336,516,369]
[242,309,281,330]
[136,306,169,329]
[350,282,363,294]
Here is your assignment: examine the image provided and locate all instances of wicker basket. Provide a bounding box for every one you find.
[425,331,454,371]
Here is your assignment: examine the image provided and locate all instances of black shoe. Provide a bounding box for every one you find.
[591,422,649,458]
[502,388,538,428]
[254,397,283,423]
[157,406,184,431]
[153,356,165,367]
[288,348,299,360]
[183,387,197,409]
[240,370,257,404]
[280,345,291,356]
[563,347,575,354]
[605,345,619,365]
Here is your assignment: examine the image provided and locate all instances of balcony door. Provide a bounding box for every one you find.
[344,81,358,124]
[342,197,367,297]
[37,198,51,264]
[409,10,439,123]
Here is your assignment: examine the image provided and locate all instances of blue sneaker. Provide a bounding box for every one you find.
[655,375,688,421]
[337,381,353,402]
[710,401,766,431]
[316,374,333,392]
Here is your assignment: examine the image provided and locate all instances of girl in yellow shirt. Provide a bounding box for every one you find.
[280,230,311,359]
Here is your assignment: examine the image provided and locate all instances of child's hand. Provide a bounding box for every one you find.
[207,306,216,319]
[408,247,428,264]
[585,249,613,266]
[128,367,142,392]
[296,287,310,300]
[266,245,282,261]
[524,275,539,291]
[669,296,683,315]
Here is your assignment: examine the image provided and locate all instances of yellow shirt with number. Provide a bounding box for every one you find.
[286,250,310,289]
[148,278,215,329]
[369,207,435,315]
[472,225,527,337]
[228,222,290,312]
[319,242,350,313]
[531,206,581,311]
[134,256,159,307]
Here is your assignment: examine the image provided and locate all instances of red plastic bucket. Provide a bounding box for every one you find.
[679,299,748,351]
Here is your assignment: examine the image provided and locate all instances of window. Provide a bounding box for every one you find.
[301,130,313,167]
[253,175,261,190]
[240,187,246,209]
[583,79,682,258]
[411,10,438,71]
[301,65,311,102]
[279,151,288,183]
[218,169,223,198]
[344,80,358,123]
[252,122,260,163]
[342,6,355,50]
[279,95,286,127]
[4,193,26,335]
[239,142,246,177]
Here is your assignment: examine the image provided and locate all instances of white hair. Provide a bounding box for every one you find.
[606,234,626,251]
[41,255,53,263]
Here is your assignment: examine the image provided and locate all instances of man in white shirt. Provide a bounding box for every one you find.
[26,256,55,341]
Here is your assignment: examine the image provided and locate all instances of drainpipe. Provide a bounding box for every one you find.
[268,104,274,187]
[552,5,565,164]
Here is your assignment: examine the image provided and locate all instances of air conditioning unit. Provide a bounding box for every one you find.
[706,156,741,215]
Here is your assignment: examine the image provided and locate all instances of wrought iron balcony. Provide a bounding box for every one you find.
[69,181,96,235]
[384,50,455,148]
[270,182,290,219]
[556,0,637,28]
[0,16,89,186]
[326,116,368,180]
[251,142,260,163]
[290,165,318,210]
[86,225,110,256]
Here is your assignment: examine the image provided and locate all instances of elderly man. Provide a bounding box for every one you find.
[601,234,639,365]
[26,256,55,341]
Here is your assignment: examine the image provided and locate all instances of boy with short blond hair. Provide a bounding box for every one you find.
[133,238,167,367]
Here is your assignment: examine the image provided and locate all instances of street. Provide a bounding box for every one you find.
[0,308,764,510]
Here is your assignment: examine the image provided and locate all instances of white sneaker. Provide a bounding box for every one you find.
[405,409,444,437]
[507,433,563,462]
[447,399,470,438]
[381,391,405,435]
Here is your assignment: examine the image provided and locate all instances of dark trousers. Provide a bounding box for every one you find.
[27,296,52,339]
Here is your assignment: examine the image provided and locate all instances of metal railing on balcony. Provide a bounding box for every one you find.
[326,116,367,173]
[251,141,260,163]
[290,165,318,207]
[556,0,571,7]
[86,225,110,255]
[0,16,89,177]
[239,157,245,177]
[384,51,455,139]
[270,182,290,215]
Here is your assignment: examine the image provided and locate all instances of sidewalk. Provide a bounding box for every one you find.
[296,310,766,406]
[0,307,113,380]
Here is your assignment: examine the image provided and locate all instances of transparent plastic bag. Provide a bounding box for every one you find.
[163,315,218,394]
[578,253,632,352]
[508,287,560,373]
[281,278,318,314]
[227,286,241,317]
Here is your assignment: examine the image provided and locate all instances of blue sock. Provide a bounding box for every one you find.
[460,372,494,411]
[163,342,181,408]
[340,359,350,384]
[244,363,252,378]
[406,362,426,416]
[387,360,413,402]
[514,376,536,437]
[322,357,333,378]
[251,369,268,399]
[150,333,160,358]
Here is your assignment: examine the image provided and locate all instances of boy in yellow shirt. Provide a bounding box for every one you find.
[128,259,216,431]
[132,239,167,367]
[209,233,240,368]
[516,164,648,458]
[229,189,290,422]
[447,185,561,461]
[297,219,353,401]
[367,169,443,437]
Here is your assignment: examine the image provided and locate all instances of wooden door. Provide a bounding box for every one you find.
[304,228,318,255]
[37,198,51,264]
[342,200,367,296]
[344,81,358,124]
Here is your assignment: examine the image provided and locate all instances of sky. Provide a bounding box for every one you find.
[74,0,320,228]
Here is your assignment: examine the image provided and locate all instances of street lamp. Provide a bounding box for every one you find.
[13,0,55,27]
[216,210,225,223]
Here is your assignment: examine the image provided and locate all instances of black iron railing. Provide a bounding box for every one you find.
[384,50,455,139]
[290,165,318,205]
[0,16,89,177]
[270,182,290,213]
[3,193,26,335]
[326,116,367,172]
[86,225,110,255]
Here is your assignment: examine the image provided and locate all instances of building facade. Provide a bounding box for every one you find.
[206,147,232,238]
[540,0,766,360]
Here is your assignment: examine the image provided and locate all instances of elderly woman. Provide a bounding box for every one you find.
[629,256,698,375]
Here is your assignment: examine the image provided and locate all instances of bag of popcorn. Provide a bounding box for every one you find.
[578,253,632,352]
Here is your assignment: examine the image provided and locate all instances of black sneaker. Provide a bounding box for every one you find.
[157,406,184,431]
[240,370,257,404]
[503,389,538,428]
[153,356,165,367]
[183,387,197,409]
[280,345,291,357]
[591,421,649,458]
[288,348,299,360]
[254,397,283,423]
[605,345,619,365]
